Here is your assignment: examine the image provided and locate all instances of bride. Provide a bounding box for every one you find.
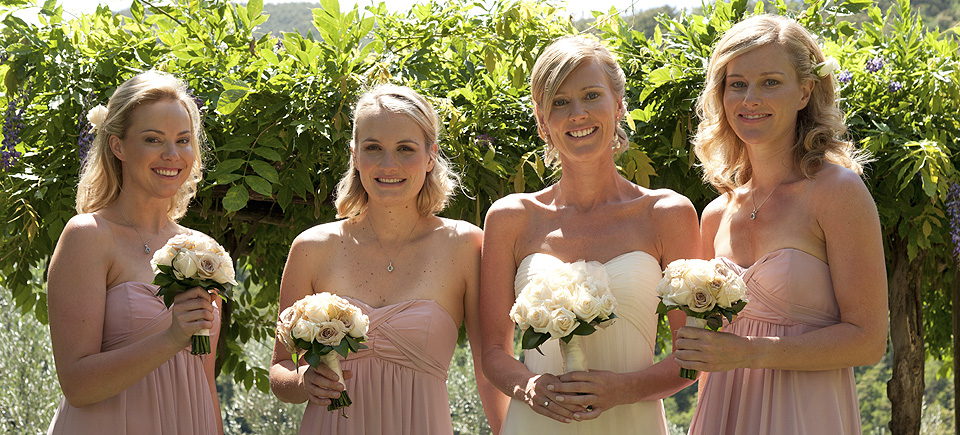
[478,35,699,434]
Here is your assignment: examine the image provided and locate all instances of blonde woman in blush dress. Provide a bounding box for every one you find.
[269,84,509,435]
[677,15,888,435]
[479,35,701,435]
[46,71,222,434]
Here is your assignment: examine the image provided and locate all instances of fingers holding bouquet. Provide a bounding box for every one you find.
[300,364,355,406]
[522,373,584,423]
[555,369,626,420]
[167,287,217,344]
[674,327,752,374]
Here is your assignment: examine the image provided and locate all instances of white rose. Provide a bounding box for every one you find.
[300,295,331,324]
[276,305,305,354]
[660,277,693,307]
[550,287,576,311]
[291,319,321,342]
[195,249,222,280]
[544,268,575,292]
[688,286,717,313]
[598,293,617,318]
[526,305,551,333]
[171,249,200,280]
[150,244,177,274]
[816,57,841,78]
[546,308,578,339]
[572,292,602,323]
[348,309,369,338]
[86,105,108,131]
[509,299,530,330]
[316,319,348,346]
[717,279,748,308]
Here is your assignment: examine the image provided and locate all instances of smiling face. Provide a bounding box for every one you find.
[722,43,814,152]
[109,99,195,200]
[538,59,624,165]
[353,107,436,207]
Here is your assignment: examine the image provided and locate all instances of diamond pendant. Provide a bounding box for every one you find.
[144,243,151,254]
[387,261,394,272]
[750,211,757,220]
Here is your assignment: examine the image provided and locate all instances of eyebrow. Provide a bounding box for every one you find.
[140,129,191,136]
[360,138,421,145]
[726,71,788,78]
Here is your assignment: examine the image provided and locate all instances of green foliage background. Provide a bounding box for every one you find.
[1,0,959,433]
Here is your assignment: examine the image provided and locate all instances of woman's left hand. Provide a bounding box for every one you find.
[674,326,752,373]
[553,370,628,421]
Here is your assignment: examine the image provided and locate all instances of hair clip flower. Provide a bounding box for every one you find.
[813,57,840,78]
[86,105,108,132]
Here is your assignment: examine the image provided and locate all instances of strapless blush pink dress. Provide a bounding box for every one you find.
[688,249,861,435]
[297,297,458,435]
[47,282,221,434]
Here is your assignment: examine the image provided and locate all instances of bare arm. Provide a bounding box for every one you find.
[461,224,509,434]
[203,297,224,435]
[48,216,217,407]
[479,198,578,423]
[677,170,888,372]
[269,230,349,405]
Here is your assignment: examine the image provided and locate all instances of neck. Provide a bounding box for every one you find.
[114,193,172,233]
[363,204,423,241]
[554,158,625,210]
[745,142,800,190]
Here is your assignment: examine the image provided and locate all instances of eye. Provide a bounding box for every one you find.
[585,91,600,100]
[145,136,162,144]
[362,144,381,151]
[552,98,568,107]
[398,144,416,152]
[177,138,191,146]
[764,79,780,86]
[728,81,747,89]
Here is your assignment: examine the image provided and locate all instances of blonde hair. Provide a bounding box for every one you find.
[693,15,865,192]
[76,70,205,219]
[334,84,457,219]
[531,35,629,167]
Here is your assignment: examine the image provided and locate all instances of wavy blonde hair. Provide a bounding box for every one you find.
[693,15,866,192]
[76,70,205,219]
[334,84,457,219]
[531,35,629,167]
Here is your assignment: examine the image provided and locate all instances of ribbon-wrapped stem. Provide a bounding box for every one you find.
[559,335,588,373]
[320,353,352,416]
[680,317,709,380]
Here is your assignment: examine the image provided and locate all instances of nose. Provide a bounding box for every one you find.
[742,85,761,107]
[160,140,179,160]
[379,150,399,169]
[567,99,587,122]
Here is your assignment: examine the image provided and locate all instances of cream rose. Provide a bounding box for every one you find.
[546,308,579,338]
[348,309,369,338]
[526,305,552,333]
[550,287,576,311]
[687,286,717,313]
[150,244,178,274]
[171,249,200,280]
[291,319,321,342]
[509,299,530,330]
[316,319,348,346]
[572,292,602,323]
[87,105,108,131]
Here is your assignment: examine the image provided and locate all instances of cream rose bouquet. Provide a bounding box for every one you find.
[276,292,369,415]
[655,258,748,380]
[150,234,237,355]
[509,260,617,372]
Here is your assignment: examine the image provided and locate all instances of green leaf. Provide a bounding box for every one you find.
[304,350,321,369]
[572,321,596,336]
[249,160,280,183]
[223,184,250,212]
[253,147,282,162]
[247,0,263,17]
[245,175,273,197]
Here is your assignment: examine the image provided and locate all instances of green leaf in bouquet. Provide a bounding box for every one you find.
[572,321,596,336]
[152,273,175,287]
[156,264,175,275]
[333,339,352,358]
[706,314,723,330]
[303,349,321,369]
[521,327,550,352]
[656,301,675,315]
[294,337,313,350]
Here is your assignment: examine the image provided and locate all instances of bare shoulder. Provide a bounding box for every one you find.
[811,163,875,215]
[642,187,698,226]
[59,213,115,252]
[439,217,483,246]
[700,192,732,228]
[483,191,544,232]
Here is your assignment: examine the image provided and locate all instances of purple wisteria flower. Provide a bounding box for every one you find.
[865,57,886,73]
[888,81,903,93]
[188,88,205,119]
[947,183,960,261]
[836,70,853,84]
[2,90,27,171]
[475,133,496,147]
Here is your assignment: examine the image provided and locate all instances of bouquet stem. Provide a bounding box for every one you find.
[680,317,709,380]
[559,335,588,372]
[320,353,352,416]
[191,329,211,355]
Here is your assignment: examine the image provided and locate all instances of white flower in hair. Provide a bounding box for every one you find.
[86,105,108,131]
[814,57,840,78]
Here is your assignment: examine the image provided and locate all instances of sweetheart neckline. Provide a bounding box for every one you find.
[720,247,827,271]
[107,281,157,292]
[520,249,659,266]
[340,295,458,327]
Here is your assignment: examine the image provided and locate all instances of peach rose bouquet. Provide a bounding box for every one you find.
[655,258,748,379]
[150,234,237,355]
[276,292,369,415]
[509,260,617,372]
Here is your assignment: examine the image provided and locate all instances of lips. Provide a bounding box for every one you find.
[739,113,770,120]
[153,168,180,177]
[376,178,404,184]
[568,127,597,138]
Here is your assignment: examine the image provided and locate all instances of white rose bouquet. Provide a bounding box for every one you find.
[150,234,237,355]
[655,258,748,379]
[276,292,370,415]
[509,260,617,372]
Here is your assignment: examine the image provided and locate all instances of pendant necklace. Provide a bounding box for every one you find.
[368,214,421,273]
[119,208,169,254]
[750,183,780,221]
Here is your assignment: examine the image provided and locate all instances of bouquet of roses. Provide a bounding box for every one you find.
[150,234,237,355]
[655,258,749,379]
[276,292,370,415]
[509,260,617,372]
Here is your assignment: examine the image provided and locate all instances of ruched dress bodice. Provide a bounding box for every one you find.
[298,297,458,435]
[688,248,861,435]
[47,282,220,435]
[500,251,669,435]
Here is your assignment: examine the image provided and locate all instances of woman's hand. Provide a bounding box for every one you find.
[167,287,216,346]
[299,365,354,407]
[674,326,753,373]
[554,370,628,421]
[520,373,588,423]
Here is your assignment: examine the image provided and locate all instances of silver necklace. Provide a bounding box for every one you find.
[119,208,169,254]
[367,214,421,273]
[750,183,780,220]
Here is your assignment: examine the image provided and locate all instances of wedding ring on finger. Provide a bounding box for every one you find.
[543,399,550,407]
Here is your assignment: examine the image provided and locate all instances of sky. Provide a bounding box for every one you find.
[43,0,705,22]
